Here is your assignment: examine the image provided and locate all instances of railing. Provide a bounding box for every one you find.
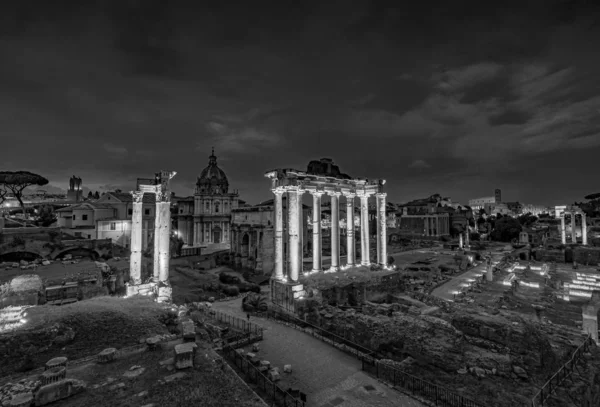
[530,334,595,407]
[179,247,202,257]
[197,307,264,339]
[265,308,376,360]
[221,345,306,407]
[266,306,485,407]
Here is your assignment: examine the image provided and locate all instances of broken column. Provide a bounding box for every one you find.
[459,233,464,249]
[311,190,324,273]
[345,193,356,267]
[129,191,144,285]
[561,214,566,244]
[287,187,303,282]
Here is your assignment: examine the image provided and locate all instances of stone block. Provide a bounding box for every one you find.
[40,366,67,386]
[250,357,261,366]
[34,379,86,406]
[267,369,281,382]
[45,357,68,371]
[252,343,260,352]
[157,286,172,303]
[290,284,304,292]
[123,367,146,379]
[283,364,292,373]
[97,348,117,363]
[9,392,33,407]
[235,349,245,357]
[163,372,187,383]
[245,352,256,359]
[259,360,270,369]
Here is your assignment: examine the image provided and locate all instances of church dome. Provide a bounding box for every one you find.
[196,149,229,194]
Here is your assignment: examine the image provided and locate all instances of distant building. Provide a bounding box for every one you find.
[55,191,157,248]
[174,149,240,250]
[66,175,84,203]
[469,189,502,211]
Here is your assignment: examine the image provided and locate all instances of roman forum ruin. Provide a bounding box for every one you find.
[265,167,387,310]
[560,205,588,245]
[127,170,177,302]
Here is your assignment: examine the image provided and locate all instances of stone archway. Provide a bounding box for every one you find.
[52,247,100,260]
[0,251,43,262]
[241,233,250,258]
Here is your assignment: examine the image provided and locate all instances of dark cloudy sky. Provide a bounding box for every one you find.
[2,1,599,206]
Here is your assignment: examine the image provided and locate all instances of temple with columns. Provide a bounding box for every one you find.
[265,162,389,312]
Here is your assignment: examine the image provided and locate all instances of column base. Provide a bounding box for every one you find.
[326,266,339,273]
[270,279,306,314]
[345,263,355,268]
[361,261,371,267]
[310,268,322,273]
[125,281,158,298]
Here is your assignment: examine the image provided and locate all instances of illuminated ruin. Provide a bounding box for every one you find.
[559,205,588,245]
[127,170,176,302]
[265,166,387,311]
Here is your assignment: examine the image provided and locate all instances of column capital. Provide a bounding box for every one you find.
[327,191,342,197]
[286,186,306,195]
[375,192,387,199]
[271,187,286,195]
[310,190,325,198]
[130,190,144,203]
[343,192,356,200]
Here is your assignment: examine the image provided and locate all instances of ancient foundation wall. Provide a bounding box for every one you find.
[270,280,304,313]
[0,227,62,244]
[260,229,274,274]
[534,248,565,263]
[573,247,600,265]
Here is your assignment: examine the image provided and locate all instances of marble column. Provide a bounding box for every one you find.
[155,196,172,283]
[345,193,356,267]
[465,229,470,248]
[272,187,285,281]
[376,193,387,266]
[571,213,577,244]
[459,233,464,249]
[129,191,144,285]
[311,191,324,273]
[561,214,566,244]
[582,214,588,245]
[359,192,370,266]
[287,188,303,282]
[329,191,341,271]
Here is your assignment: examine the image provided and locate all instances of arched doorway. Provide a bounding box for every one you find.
[241,233,250,258]
[213,227,222,244]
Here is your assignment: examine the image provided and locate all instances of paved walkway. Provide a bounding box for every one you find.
[431,252,504,301]
[213,298,425,407]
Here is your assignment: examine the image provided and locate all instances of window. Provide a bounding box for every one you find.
[205,202,209,211]
[215,202,220,213]
[180,209,183,214]
[75,232,81,237]
[145,209,150,216]
[82,214,88,221]
[87,234,91,239]
[128,209,133,215]
[72,215,76,220]
[110,222,116,231]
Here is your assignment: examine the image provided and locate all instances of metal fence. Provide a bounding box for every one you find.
[530,334,594,407]
[198,308,264,338]
[266,306,485,407]
[221,345,306,407]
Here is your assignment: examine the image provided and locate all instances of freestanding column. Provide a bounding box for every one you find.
[345,193,356,267]
[571,213,577,244]
[311,191,324,273]
[329,192,341,271]
[459,233,464,249]
[376,193,387,266]
[129,191,144,285]
[272,187,285,280]
[359,192,370,266]
[561,214,566,244]
[155,193,172,283]
[287,188,302,282]
[582,214,588,245]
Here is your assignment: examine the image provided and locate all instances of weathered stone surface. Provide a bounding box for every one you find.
[123,366,146,379]
[34,379,86,406]
[283,364,292,373]
[267,370,280,382]
[163,372,187,383]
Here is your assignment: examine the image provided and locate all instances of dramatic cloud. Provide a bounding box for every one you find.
[2,1,599,206]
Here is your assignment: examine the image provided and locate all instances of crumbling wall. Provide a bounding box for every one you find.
[572,247,600,265]
[534,248,565,263]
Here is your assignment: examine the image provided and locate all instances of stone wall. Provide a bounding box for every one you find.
[534,248,565,263]
[572,247,600,265]
[260,228,274,274]
[0,227,62,245]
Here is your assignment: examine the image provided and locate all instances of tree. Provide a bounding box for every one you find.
[94,191,100,199]
[490,216,522,242]
[36,204,56,227]
[584,192,600,200]
[87,191,93,199]
[0,183,7,207]
[0,171,48,226]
